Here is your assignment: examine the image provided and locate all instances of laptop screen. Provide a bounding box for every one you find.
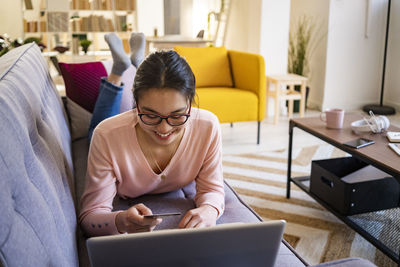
[87,220,285,267]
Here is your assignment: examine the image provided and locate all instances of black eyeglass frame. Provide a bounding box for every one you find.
[136,105,191,126]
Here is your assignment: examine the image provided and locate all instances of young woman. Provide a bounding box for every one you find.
[79,33,225,236]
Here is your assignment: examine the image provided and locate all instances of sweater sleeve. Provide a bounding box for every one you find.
[194,118,225,217]
[78,129,121,236]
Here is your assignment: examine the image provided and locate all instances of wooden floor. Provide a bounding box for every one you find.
[221,108,400,155]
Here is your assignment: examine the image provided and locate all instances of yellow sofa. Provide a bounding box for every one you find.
[174,46,266,144]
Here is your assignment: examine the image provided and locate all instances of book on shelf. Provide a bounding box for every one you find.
[23,19,28,32]
[388,143,400,156]
[39,21,46,32]
[72,15,114,32]
[24,20,38,32]
[104,0,113,10]
[24,0,33,10]
[71,0,90,10]
[47,12,68,32]
[91,15,100,32]
[70,18,81,32]
[98,17,108,32]
[107,19,115,32]
[91,0,113,10]
[83,16,91,32]
[91,0,99,10]
[387,131,400,143]
[72,0,115,10]
[115,0,136,10]
[115,15,127,32]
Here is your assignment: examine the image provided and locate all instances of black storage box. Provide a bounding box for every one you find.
[309,157,400,215]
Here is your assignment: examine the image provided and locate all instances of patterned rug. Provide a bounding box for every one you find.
[223,145,397,267]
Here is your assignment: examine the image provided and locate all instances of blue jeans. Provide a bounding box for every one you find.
[88,78,124,141]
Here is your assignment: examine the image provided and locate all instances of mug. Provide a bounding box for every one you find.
[320,109,345,129]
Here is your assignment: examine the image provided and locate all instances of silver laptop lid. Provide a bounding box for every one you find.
[87,220,286,267]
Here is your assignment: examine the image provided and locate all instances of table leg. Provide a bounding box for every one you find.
[288,84,294,119]
[145,40,150,55]
[265,78,270,118]
[288,100,294,119]
[287,120,294,199]
[274,82,280,124]
[299,81,306,117]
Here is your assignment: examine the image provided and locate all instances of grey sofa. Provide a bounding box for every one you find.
[0,44,376,267]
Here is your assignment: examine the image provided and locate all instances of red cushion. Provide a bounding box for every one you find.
[59,61,107,113]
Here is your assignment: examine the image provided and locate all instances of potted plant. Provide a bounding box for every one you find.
[288,16,315,112]
[1,35,28,57]
[80,39,92,54]
[24,36,46,51]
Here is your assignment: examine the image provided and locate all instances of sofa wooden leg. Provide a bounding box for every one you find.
[230,123,233,127]
[257,121,261,145]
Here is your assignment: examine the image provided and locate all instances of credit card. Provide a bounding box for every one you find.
[144,212,181,219]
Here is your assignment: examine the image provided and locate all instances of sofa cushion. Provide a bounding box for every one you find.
[110,181,261,230]
[71,137,90,267]
[66,98,92,140]
[60,61,107,113]
[311,258,377,267]
[275,243,308,267]
[0,43,78,266]
[174,46,233,88]
[59,60,136,140]
[195,87,259,123]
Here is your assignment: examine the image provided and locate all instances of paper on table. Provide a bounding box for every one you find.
[389,143,400,156]
[341,165,391,183]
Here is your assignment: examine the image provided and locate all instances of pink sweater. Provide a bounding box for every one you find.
[79,108,225,236]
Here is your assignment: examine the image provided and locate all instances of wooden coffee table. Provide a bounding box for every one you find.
[286,113,400,265]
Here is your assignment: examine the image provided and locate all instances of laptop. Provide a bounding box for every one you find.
[87,220,286,267]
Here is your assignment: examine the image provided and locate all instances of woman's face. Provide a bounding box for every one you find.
[136,88,190,146]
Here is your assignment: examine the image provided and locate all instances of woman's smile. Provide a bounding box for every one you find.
[154,130,175,140]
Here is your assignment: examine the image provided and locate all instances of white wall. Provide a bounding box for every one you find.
[323,0,387,111]
[178,0,263,53]
[259,0,291,75]
[289,0,330,110]
[224,0,262,53]
[0,0,23,40]
[179,0,219,39]
[180,0,193,37]
[290,0,389,111]
[192,0,219,39]
[136,0,164,36]
[384,0,400,110]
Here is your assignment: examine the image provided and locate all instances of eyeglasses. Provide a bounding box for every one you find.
[136,105,191,126]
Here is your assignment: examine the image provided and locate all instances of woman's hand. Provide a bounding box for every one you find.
[178,205,218,229]
[115,203,162,233]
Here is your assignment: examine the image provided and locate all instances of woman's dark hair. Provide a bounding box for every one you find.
[133,50,195,105]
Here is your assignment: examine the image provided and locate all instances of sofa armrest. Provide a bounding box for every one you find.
[228,50,266,121]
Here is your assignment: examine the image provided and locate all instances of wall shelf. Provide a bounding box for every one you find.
[22,0,137,53]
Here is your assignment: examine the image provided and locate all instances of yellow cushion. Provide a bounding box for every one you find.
[194,88,258,123]
[174,46,233,88]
